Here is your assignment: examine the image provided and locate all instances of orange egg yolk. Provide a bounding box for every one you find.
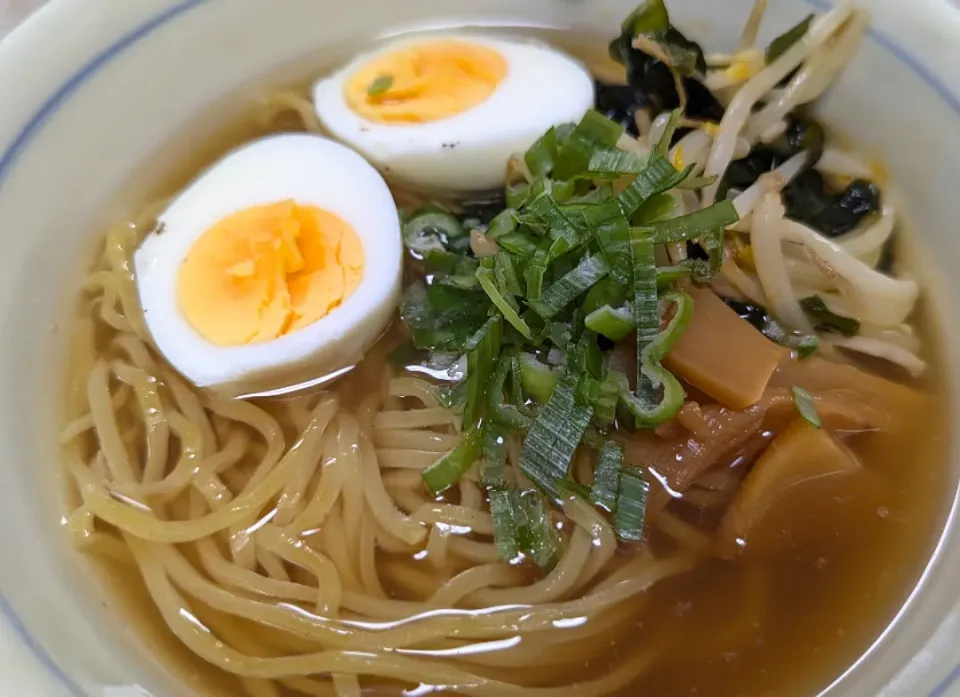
[177,200,364,346]
[344,40,508,124]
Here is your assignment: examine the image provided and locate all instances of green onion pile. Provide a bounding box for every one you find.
[396,6,741,571]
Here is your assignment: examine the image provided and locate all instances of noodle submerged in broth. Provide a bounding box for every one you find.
[60,2,950,696]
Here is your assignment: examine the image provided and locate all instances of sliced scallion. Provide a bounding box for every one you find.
[635,199,739,244]
[489,486,520,561]
[620,290,695,426]
[487,359,533,431]
[421,427,483,495]
[494,252,524,297]
[791,385,822,428]
[529,254,611,319]
[497,230,539,258]
[633,192,678,224]
[402,212,465,256]
[585,304,635,341]
[522,191,582,245]
[519,354,557,405]
[617,157,693,217]
[476,268,532,340]
[800,295,860,337]
[524,238,552,301]
[615,468,650,542]
[487,209,520,240]
[514,489,562,570]
[554,110,625,180]
[482,424,508,488]
[632,233,661,411]
[367,74,394,96]
[653,109,682,159]
[525,126,559,178]
[463,315,502,427]
[586,148,649,177]
[591,441,623,513]
[519,369,593,498]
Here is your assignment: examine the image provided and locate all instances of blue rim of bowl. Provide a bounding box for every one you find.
[0,0,957,695]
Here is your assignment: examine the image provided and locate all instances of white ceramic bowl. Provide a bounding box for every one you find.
[0,0,958,695]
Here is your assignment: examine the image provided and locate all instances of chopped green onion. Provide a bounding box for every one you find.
[489,486,520,561]
[421,427,483,495]
[509,357,533,417]
[424,249,479,278]
[656,264,694,288]
[582,275,629,316]
[494,252,524,297]
[549,322,572,351]
[524,238,552,300]
[635,199,739,244]
[554,110,625,180]
[591,441,623,513]
[463,315,502,427]
[675,174,718,190]
[525,126,559,178]
[519,368,593,498]
[632,192,678,224]
[514,489,562,570]
[401,283,489,351]
[482,424,508,487]
[653,109,681,159]
[487,209,519,240]
[619,290,695,426]
[522,191,582,245]
[476,268,532,340]
[631,233,660,410]
[529,254,611,319]
[585,200,634,284]
[507,181,532,210]
[767,14,814,64]
[572,182,615,204]
[436,380,466,410]
[402,212,465,256]
[800,295,860,337]
[519,354,557,404]
[588,370,622,428]
[585,304,635,341]
[617,157,692,217]
[585,148,649,177]
[367,74,394,96]
[487,359,533,431]
[490,485,562,570]
[497,230,539,258]
[791,385,822,428]
[615,468,650,542]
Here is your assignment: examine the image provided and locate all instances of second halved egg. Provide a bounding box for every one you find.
[312,34,595,192]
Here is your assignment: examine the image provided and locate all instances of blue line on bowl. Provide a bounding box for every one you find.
[0,0,956,695]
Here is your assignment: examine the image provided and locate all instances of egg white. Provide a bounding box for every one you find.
[134,133,402,397]
[313,35,595,192]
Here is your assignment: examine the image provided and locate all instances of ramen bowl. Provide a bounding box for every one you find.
[0,0,958,695]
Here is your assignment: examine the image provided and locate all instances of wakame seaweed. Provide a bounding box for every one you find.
[604,1,724,130]
[783,172,881,237]
[720,115,880,236]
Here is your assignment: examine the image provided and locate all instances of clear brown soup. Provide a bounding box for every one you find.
[59,26,952,697]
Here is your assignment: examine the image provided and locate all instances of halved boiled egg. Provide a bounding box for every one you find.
[134,133,402,397]
[313,35,594,192]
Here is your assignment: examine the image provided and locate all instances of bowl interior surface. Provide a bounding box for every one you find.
[0,0,956,695]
